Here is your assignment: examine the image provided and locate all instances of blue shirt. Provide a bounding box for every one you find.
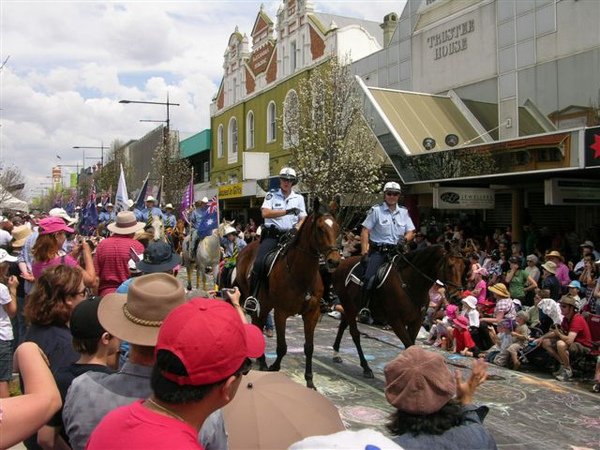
[362,203,415,245]
[98,210,115,224]
[223,237,247,258]
[262,189,307,231]
[163,213,177,228]
[189,207,207,229]
[134,206,163,222]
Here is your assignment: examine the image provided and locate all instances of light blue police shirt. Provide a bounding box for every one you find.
[189,207,206,228]
[135,206,164,222]
[362,203,415,245]
[262,189,307,231]
[163,213,177,228]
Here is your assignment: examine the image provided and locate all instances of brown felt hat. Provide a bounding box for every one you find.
[384,347,456,415]
[545,250,564,262]
[99,273,185,346]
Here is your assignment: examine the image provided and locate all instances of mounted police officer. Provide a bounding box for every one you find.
[98,202,115,226]
[244,167,307,313]
[134,195,164,223]
[359,181,415,322]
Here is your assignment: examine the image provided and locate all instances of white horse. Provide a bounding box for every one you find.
[196,220,234,291]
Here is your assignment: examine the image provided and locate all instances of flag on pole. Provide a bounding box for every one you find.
[156,176,164,208]
[196,195,219,238]
[134,173,150,211]
[80,183,98,236]
[180,169,194,223]
[115,164,129,213]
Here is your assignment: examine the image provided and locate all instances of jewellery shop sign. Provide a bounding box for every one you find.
[433,187,494,210]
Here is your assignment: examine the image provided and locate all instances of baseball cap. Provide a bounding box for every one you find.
[156,299,265,385]
[70,297,106,340]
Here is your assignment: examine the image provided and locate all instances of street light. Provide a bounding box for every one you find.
[119,93,180,132]
[73,144,108,168]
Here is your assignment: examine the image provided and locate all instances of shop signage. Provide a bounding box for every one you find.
[544,178,600,205]
[585,126,600,168]
[433,187,494,209]
[218,183,243,199]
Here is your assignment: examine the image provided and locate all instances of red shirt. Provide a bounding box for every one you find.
[94,236,144,297]
[453,327,476,352]
[561,313,593,348]
[86,400,202,450]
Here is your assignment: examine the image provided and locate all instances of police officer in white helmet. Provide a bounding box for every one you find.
[358,181,416,322]
[244,167,307,313]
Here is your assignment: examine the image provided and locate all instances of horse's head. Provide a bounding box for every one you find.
[307,196,342,272]
[440,250,467,301]
[151,216,164,241]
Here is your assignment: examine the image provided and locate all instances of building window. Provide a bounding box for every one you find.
[290,40,297,72]
[232,77,237,103]
[228,117,238,163]
[246,111,255,149]
[283,90,299,148]
[217,125,224,158]
[203,161,210,181]
[267,101,277,143]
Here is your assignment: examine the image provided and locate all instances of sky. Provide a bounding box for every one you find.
[0,0,406,199]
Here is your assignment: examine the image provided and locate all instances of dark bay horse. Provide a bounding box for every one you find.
[235,198,341,388]
[331,244,466,377]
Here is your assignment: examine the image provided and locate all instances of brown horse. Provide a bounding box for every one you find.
[235,198,342,388]
[331,244,466,378]
[169,219,186,255]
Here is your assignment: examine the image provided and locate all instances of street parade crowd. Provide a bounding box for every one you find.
[0,169,598,449]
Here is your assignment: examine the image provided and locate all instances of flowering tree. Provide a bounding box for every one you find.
[283,57,383,205]
[151,132,191,208]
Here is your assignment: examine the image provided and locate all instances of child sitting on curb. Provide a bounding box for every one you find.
[452,315,480,357]
[507,311,531,370]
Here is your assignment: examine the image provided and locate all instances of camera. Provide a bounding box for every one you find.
[217,288,235,299]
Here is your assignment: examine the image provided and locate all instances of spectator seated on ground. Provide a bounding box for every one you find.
[478,283,516,351]
[507,311,531,370]
[484,319,515,367]
[533,295,593,382]
[384,347,497,449]
[452,315,480,358]
[426,304,457,349]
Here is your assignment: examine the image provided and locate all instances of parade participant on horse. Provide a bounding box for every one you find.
[189,197,208,254]
[220,225,247,289]
[244,167,307,313]
[162,203,177,229]
[98,203,115,227]
[358,181,415,322]
[134,196,164,224]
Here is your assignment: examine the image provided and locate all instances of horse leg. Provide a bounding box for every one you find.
[388,316,414,349]
[332,317,349,363]
[302,307,320,389]
[268,310,288,372]
[253,308,270,371]
[348,319,374,378]
[406,318,423,348]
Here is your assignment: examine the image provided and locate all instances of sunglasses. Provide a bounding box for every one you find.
[385,192,400,196]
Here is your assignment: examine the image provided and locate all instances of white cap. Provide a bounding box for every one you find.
[201,196,209,203]
[383,181,401,192]
[106,202,114,207]
[165,203,174,209]
[96,203,103,208]
[127,199,134,208]
[0,249,17,263]
[461,295,478,309]
[223,226,237,236]
[146,196,156,203]
[289,429,401,449]
[279,167,297,179]
[49,207,77,226]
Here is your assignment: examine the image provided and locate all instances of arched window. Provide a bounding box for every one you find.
[228,117,238,163]
[217,124,224,158]
[246,111,254,149]
[267,101,276,143]
[283,90,299,148]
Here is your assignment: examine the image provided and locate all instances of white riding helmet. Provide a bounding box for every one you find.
[383,181,401,193]
[279,167,298,184]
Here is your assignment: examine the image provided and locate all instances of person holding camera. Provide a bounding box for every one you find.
[533,295,593,381]
[244,167,306,314]
[358,181,415,322]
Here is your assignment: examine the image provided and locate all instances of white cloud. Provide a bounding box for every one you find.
[0,0,406,199]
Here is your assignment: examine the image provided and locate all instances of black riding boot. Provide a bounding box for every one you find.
[357,283,373,324]
[244,268,261,315]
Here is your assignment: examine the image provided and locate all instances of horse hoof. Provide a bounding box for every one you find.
[186,284,192,291]
[363,369,374,379]
[332,356,343,364]
[306,382,316,390]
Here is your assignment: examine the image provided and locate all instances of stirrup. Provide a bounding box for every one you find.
[244,296,260,315]
[358,307,372,323]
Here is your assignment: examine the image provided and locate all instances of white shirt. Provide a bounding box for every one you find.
[262,189,307,231]
[0,283,13,340]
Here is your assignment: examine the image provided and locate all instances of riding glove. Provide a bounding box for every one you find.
[286,207,300,216]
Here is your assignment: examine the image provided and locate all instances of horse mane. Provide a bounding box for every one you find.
[395,244,444,270]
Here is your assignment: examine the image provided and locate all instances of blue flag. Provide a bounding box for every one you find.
[196,195,219,238]
[80,184,98,236]
[134,175,149,211]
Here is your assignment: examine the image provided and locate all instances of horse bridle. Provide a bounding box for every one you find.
[293,213,341,261]
[394,250,464,291]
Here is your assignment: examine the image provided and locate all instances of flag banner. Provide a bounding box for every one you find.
[180,172,194,222]
[156,176,164,208]
[196,195,219,239]
[134,174,150,211]
[115,164,129,213]
[80,183,98,236]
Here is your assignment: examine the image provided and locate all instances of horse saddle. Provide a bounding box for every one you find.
[345,255,399,289]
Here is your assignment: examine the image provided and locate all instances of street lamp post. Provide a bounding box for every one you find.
[73,144,108,169]
[119,93,180,132]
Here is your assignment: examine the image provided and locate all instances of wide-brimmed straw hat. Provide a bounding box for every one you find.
[489,283,510,298]
[11,224,33,248]
[107,211,145,235]
[545,250,564,261]
[99,273,185,346]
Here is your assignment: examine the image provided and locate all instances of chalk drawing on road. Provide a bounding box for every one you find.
[340,405,390,427]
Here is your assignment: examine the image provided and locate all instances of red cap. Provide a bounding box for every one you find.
[156,299,265,385]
